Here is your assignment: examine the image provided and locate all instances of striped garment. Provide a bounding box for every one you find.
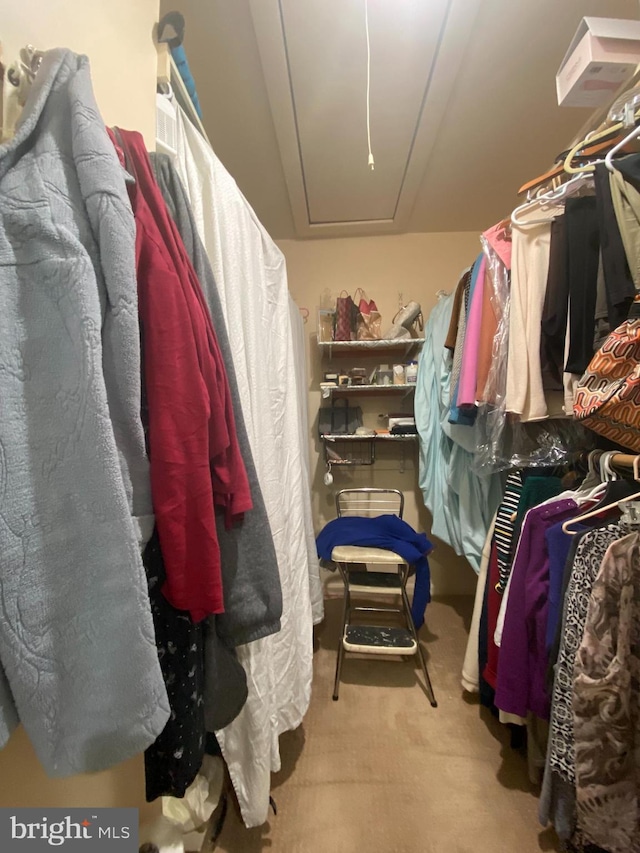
[494,470,523,593]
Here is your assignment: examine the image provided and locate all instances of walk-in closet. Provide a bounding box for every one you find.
[2,1,640,851]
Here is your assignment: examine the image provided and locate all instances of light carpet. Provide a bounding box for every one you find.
[216,595,561,853]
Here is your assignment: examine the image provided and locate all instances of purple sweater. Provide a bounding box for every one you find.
[495,498,577,720]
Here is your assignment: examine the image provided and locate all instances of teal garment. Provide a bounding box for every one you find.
[416,294,501,572]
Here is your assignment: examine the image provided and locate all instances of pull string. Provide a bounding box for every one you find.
[365,0,375,171]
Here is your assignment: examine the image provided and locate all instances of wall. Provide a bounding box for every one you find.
[2,0,159,146]
[0,0,160,819]
[278,231,482,597]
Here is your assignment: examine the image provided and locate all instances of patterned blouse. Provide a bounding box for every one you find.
[573,531,640,853]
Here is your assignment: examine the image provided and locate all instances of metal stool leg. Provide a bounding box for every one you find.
[400,572,437,708]
[333,567,350,701]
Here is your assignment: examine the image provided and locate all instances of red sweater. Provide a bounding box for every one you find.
[113,129,252,621]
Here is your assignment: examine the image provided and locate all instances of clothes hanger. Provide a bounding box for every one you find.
[511,189,560,227]
[604,120,640,173]
[600,450,619,482]
[562,456,640,534]
[518,133,627,195]
[511,173,590,226]
[562,110,640,176]
[578,449,603,492]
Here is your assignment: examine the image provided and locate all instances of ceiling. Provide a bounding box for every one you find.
[163,0,639,239]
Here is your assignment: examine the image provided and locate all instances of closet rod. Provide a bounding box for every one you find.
[610,453,640,470]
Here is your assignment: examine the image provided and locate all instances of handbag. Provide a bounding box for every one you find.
[354,288,382,341]
[333,291,359,341]
[573,297,640,451]
[318,398,363,437]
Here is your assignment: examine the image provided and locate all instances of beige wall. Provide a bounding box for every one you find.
[2,0,159,146]
[0,0,160,817]
[279,231,482,596]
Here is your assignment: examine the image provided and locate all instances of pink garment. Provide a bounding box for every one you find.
[483,221,512,270]
[456,256,486,407]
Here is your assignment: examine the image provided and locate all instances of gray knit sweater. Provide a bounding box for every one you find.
[0,49,169,775]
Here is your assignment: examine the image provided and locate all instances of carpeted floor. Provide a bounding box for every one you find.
[216,595,561,853]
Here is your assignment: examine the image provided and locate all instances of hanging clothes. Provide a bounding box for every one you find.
[494,470,524,594]
[449,255,482,424]
[540,215,569,391]
[572,531,640,853]
[495,498,580,720]
[0,48,170,774]
[476,261,500,403]
[540,523,623,840]
[112,128,253,623]
[564,197,600,376]
[505,214,554,422]
[416,293,501,571]
[456,255,487,408]
[461,514,496,693]
[594,163,636,329]
[174,105,320,827]
[149,153,283,648]
[142,530,208,802]
[449,272,471,406]
[610,160,640,288]
[444,271,470,351]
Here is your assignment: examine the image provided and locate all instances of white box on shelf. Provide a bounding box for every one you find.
[556,17,640,107]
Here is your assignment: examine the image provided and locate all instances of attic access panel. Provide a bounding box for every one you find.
[251,0,478,237]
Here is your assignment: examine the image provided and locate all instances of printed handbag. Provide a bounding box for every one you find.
[333,291,359,341]
[353,287,382,341]
[573,297,640,451]
[318,398,363,437]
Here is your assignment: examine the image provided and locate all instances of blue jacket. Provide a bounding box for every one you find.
[316,516,432,629]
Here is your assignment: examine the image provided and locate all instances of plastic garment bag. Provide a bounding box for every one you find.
[472,237,593,474]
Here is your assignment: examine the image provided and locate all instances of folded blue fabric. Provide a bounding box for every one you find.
[316,516,433,629]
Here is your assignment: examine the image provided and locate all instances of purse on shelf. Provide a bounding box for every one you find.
[353,288,382,341]
[318,398,363,437]
[333,291,360,341]
[573,297,640,452]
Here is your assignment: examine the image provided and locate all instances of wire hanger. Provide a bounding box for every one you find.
[562,455,640,534]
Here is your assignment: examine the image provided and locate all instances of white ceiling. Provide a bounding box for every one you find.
[164,0,639,239]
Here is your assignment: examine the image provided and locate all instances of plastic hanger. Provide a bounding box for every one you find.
[511,174,591,226]
[578,449,603,492]
[605,121,640,173]
[599,450,619,482]
[562,114,639,175]
[562,456,640,534]
[518,134,626,195]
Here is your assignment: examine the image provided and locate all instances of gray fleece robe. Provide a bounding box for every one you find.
[0,49,169,774]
